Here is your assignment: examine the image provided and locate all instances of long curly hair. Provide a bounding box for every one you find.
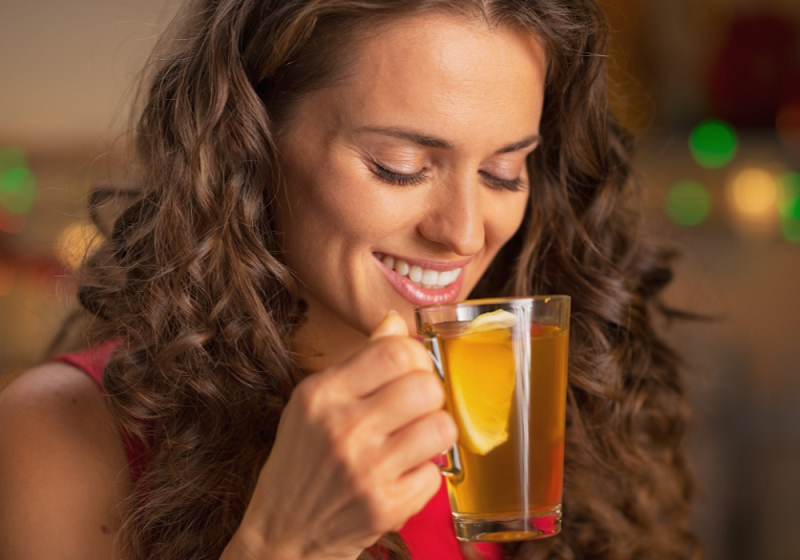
[71,0,702,558]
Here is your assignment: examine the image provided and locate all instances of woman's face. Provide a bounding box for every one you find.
[276,13,547,366]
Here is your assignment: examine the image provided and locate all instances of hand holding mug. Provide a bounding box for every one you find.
[228,312,457,560]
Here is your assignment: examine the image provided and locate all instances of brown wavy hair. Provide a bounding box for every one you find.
[71,0,702,558]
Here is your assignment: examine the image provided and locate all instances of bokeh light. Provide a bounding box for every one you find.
[689,120,738,168]
[0,212,27,234]
[776,103,800,154]
[57,221,103,270]
[666,180,712,226]
[727,167,778,220]
[0,146,37,233]
[0,167,37,214]
[778,171,800,242]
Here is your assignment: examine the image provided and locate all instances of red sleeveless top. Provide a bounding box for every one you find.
[57,345,505,560]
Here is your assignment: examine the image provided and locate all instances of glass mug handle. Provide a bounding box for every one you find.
[422,334,462,477]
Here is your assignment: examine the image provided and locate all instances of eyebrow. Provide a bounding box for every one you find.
[356,126,541,154]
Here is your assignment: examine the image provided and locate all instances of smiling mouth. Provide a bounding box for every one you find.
[374,253,462,290]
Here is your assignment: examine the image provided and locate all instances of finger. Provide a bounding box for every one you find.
[369,310,408,341]
[382,409,458,477]
[390,461,443,526]
[333,336,433,398]
[360,370,445,435]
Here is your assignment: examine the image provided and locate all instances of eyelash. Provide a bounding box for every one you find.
[372,164,428,187]
[479,171,525,193]
[371,164,526,192]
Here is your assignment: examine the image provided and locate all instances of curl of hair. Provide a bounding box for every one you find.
[74,1,701,559]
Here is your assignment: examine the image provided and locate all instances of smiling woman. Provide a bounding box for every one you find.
[278,14,543,367]
[0,1,700,560]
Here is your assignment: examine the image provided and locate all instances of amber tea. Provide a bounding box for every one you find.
[416,297,570,542]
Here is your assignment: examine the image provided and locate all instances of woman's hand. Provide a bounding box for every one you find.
[225,312,457,560]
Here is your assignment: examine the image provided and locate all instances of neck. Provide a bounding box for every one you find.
[291,295,369,373]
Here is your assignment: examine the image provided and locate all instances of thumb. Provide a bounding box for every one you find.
[369,310,409,340]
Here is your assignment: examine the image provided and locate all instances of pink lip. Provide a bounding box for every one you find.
[374,254,466,306]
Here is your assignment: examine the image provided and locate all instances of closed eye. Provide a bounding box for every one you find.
[371,163,526,192]
[371,164,428,187]
[479,171,525,192]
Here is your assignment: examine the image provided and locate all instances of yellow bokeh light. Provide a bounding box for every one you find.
[57,221,103,270]
[727,168,778,219]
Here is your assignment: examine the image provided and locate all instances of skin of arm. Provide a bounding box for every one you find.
[0,362,133,560]
[0,363,310,560]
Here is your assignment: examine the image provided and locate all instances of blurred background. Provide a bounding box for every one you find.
[1,0,799,558]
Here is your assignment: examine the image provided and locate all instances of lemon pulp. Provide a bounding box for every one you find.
[445,323,516,455]
[467,309,517,332]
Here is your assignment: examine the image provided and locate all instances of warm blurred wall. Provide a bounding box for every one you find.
[0,0,179,145]
[604,0,800,127]
[3,0,800,140]
[0,1,180,381]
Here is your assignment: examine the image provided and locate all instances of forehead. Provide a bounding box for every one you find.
[310,12,547,147]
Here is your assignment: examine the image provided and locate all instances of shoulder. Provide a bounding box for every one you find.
[0,362,133,559]
[0,361,122,458]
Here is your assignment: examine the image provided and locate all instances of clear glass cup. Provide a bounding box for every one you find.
[415,296,570,542]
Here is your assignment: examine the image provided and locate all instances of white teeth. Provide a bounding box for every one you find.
[396,260,409,276]
[439,268,462,286]
[421,269,438,286]
[379,254,461,290]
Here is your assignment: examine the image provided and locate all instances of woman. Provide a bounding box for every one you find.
[0,1,701,559]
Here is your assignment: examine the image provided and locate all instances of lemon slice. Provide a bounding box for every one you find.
[468,309,517,332]
[446,320,516,455]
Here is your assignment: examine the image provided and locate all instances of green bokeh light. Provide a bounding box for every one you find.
[778,172,800,218]
[0,167,31,192]
[0,168,36,214]
[0,147,36,216]
[778,172,800,242]
[782,218,800,243]
[666,180,712,226]
[689,120,738,169]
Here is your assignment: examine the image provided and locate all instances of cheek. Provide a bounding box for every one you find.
[284,156,414,250]
[487,192,529,248]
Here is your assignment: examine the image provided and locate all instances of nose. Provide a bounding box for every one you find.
[416,171,485,256]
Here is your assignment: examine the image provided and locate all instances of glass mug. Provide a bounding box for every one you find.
[415,296,570,542]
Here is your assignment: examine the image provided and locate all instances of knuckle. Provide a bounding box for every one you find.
[328,429,352,463]
[329,418,376,479]
[292,376,325,415]
[364,498,394,534]
[325,413,363,465]
[415,372,445,409]
[430,410,458,448]
[402,338,433,371]
[409,340,433,369]
[419,461,443,494]
[292,375,359,452]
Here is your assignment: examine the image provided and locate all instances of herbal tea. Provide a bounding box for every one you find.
[433,318,568,539]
